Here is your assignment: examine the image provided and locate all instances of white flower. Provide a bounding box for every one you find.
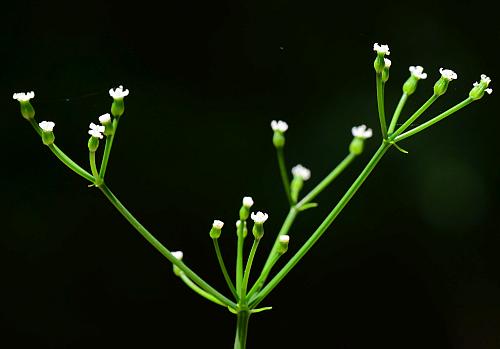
[13,91,35,102]
[39,121,55,132]
[373,43,390,55]
[213,220,224,229]
[171,251,183,260]
[481,74,491,84]
[109,85,129,99]
[292,164,311,181]
[251,211,269,224]
[384,58,392,68]
[278,235,290,244]
[99,113,111,124]
[88,122,105,139]
[439,68,457,81]
[351,124,373,139]
[473,82,493,94]
[271,120,288,133]
[243,196,254,208]
[409,66,427,80]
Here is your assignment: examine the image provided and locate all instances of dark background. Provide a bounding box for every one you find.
[2,0,499,348]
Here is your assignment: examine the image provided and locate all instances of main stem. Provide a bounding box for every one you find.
[234,310,251,349]
[249,142,391,307]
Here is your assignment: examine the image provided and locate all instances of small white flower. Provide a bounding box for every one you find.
[485,88,493,94]
[409,66,427,80]
[384,58,392,68]
[251,211,269,224]
[99,113,111,124]
[439,68,457,81]
[481,74,491,84]
[373,43,390,55]
[271,120,288,133]
[39,121,55,132]
[213,220,224,229]
[109,85,129,99]
[292,164,311,181]
[278,235,290,244]
[88,122,105,139]
[171,251,183,260]
[13,91,35,102]
[243,196,254,208]
[351,124,373,139]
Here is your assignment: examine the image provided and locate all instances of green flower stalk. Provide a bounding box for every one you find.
[16,42,493,349]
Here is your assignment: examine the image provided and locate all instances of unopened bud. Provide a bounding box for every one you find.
[13,92,35,120]
[210,220,224,239]
[39,121,55,145]
[277,235,290,254]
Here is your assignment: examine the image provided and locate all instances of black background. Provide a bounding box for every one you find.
[2,0,500,348]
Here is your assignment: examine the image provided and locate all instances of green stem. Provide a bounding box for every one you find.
[213,239,237,299]
[387,93,408,135]
[98,183,236,309]
[390,94,438,139]
[376,73,388,139]
[89,151,101,184]
[297,153,356,208]
[246,253,281,300]
[277,147,292,205]
[233,310,251,349]
[48,144,95,183]
[178,272,227,307]
[241,238,260,300]
[29,119,42,136]
[99,118,119,179]
[394,98,474,142]
[249,142,391,307]
[236,221,245,300]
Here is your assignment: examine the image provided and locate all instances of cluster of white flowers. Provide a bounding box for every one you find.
[292,164,311,181]
[251,211,268,224]
[39,121,55,132]
[243,196,254,208]
[13,91,35,102]
[439,68,458,81]
[351,124,373,139]
[373,43,390,55]
[271,120,288,133]
[88,123,105,139]
[212,220,224,229]
[109,85,129,99]
[409,66,427,80]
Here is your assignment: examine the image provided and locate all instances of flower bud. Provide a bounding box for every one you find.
[373,43,390,74]
[171,251,184,276]
[403,66,427,96]
[434,68,457,96]
[99,113,114,136]
[277,235,290,254]
[469,74,492,101]
[38,121,55,145]
[251,211,268,239]
[88,136,100,152]
[210,220,224,239]
[271,120,288,149]
[290,164,310,203]
[236,220,248,238]
[381,58,391,83]
[109,85,129,118]
[13,92,35,120]
[349,125,373,155]
[239,196,254,220]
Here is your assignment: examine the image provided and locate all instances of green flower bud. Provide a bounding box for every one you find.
[277,235,290,254]
[239,196,254,220]
[171,251,183,276]
[469,74,493,101]
[402,66,427,95]
[236,220,248,239]
[109,86,129,118]
[39,121,55,146]
[290,164,310,203]
[381,58,391,83]
[373,43,390,74]
[99,113,114,136]
[434,68,457,96]
[88,136,100,152]
[271,120,288,149]
[210,220,224,239]
[250,211,268,239]
[13,92,35,120]
[349,125,373,155]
